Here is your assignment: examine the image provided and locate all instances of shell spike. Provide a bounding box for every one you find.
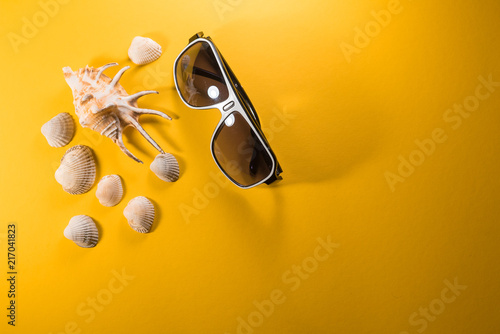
[125,90,158,102]
[116,131,143,164]
[130,106,172,120]
[126,116,165,154]
[62,66,74,77]
[84,66,92,78]
[96,62,118,80]
[109,66,130,88]
[96,102,116,114]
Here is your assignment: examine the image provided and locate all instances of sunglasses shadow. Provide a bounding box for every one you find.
[207,185,287,265]
[211,22,383,186]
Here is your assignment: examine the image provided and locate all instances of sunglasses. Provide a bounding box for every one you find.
[173,32,283,189]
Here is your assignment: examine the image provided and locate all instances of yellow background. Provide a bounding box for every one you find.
[1,0,499,333]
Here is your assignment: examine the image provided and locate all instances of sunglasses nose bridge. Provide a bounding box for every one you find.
[222,100,235,111]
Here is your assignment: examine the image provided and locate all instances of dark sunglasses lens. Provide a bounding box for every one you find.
[175,41,229,107]
[212,112,274,187]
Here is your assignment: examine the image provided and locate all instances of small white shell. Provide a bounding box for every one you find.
[150,153,180,182]
[55,145,96,195]
[96,175,123,207]
[64,215,99,248]
[41,112,75,147]
[123,196,155,233]
[128,36,162,65]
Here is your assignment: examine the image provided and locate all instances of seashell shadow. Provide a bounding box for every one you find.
[172,154,185,181]
[120,176,128,202]
[195,183,286,268]
[137,116,181,153]
[92,216,104,245]
[148,197,161,233]
[94,149,102,183]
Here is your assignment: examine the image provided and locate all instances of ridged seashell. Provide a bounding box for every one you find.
[63,63,171,163]
[150,153,180,182]
[96,175,123,207]
[123,196,155,233]
[128,36,162,65]
[41,112,75,147]
[64,215,99,248]
[55,145,96,194]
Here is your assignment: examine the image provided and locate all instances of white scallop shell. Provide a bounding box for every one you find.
[41,112,75,147]
[55,145,96,194]
[128,36,162,65]
[123,196,155,233]
[150,153,180,182]
[64,215,99,248]
[96,175,123,207]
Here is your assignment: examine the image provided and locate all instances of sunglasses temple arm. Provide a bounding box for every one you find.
[265,163,283,185]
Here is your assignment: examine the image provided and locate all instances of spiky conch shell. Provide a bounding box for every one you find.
[64,215,99,248]
[41,112,75,147]
[128,36,162,65]
[55,145,96,195]
[96,174,123,207]
[62,63,172,163]
[150,153,180,182]
[123,196,155,233]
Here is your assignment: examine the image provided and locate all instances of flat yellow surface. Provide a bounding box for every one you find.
[1,0,499,333]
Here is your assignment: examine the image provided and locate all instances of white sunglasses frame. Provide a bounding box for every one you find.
[173,32,282,189]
